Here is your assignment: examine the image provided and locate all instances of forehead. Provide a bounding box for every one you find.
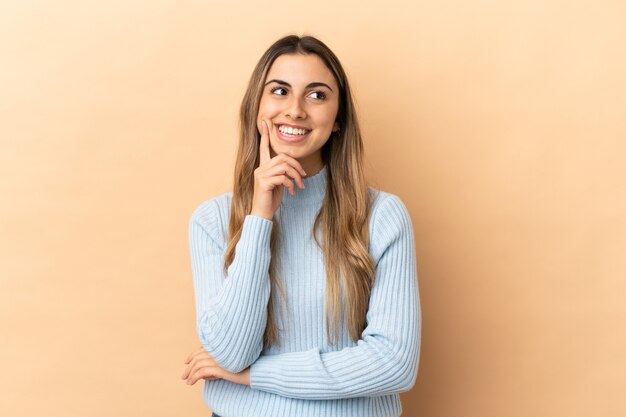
[266,53,338,89]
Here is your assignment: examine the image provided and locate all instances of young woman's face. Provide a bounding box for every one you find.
[257,53,340,172]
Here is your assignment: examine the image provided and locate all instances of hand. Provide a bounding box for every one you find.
[250,119,308,220]
[181,346,251,386]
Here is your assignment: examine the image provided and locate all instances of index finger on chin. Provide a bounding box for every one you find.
[259,119,271,165]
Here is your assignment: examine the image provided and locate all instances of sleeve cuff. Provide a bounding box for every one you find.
[238,214,273,251]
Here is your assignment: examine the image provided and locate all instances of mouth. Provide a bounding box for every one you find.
[276,124,311,143]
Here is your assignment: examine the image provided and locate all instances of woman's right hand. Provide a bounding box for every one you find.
[250,119,308,220]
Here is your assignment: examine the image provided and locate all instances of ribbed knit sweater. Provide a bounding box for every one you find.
[188,164,421,417]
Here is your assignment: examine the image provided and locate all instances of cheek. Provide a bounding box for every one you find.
[315,102,339,127]
[258,98,281,117]
[316,111,339,130]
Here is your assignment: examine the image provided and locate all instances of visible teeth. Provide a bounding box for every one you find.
[279,125,308,135]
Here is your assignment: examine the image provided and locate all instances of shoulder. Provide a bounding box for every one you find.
[368,187,411,227]
[367,187,414,259]
[188,191,233,244]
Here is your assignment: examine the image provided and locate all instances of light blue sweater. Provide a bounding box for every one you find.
[188,164,421,417]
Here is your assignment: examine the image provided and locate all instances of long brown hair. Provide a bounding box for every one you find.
[224,34,376,347]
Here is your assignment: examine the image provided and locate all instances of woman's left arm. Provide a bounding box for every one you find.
[248,194,421,400]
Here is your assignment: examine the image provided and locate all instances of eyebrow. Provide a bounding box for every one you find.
[264,79,334,92]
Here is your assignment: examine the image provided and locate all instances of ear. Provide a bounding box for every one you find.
[332,122,340,132]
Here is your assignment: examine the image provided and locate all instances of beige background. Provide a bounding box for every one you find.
[1,0,625,416]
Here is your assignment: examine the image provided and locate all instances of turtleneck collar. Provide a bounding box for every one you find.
[280,164,328,207]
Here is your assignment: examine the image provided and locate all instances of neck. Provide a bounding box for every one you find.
[281,164,328,207]
[298,157,324,177]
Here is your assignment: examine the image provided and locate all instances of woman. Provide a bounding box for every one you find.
[181,34,421,417]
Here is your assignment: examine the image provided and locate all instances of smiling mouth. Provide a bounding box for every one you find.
[277,124,311,137]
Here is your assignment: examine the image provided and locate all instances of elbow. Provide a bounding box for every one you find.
[197,324,263,373]
[219,342,263,373]
[396,363,418,393]
[363,329,420,396]
[387,345,420,394]
[394,318,421,393]
[361,351,417,396]
[389,367,416,394]
[194,310,266,373]
[198,338,256,373]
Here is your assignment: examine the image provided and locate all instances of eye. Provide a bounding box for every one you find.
[309,90,327,100]
[270,87,287,96]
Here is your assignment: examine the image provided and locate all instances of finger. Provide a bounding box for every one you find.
[182,349,211,378]
[273,153,307,178]
[188,361,221,385]
[182,360,195,379]
[184,347,207,366]
[259,119,271,165]
[183,357,204,381]
[282,176,296,196]
[184,347,204,364]
[267,118,277,151]
[261,174,295,196]
[182,359,199,379]
[264,162,305,190]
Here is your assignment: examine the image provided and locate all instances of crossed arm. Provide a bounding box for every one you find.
[181,194,421,400]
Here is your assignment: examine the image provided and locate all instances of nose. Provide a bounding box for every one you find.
[284,95,306,120]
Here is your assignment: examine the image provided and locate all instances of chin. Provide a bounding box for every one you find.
[272,142,302,154]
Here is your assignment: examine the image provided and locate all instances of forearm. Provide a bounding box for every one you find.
[249,311,420,399]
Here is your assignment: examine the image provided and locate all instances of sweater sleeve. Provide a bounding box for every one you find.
[189,199,273,373]
[248,194,421,399]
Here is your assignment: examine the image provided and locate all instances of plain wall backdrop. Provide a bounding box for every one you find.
[1,0,625,416]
